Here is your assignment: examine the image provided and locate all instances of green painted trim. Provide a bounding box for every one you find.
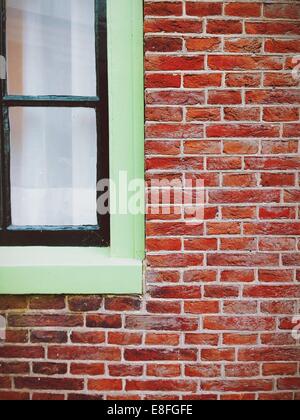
[0,0,145,295]
[0,248,142,294]
[108,0,145,260]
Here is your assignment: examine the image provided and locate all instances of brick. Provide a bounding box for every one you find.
[263,364,297,377]
[86,315,122,329]
[146,333,180,346]
[225,364,260,378]
[146,300,181,314]
[186,107,221,122]
[68,296,102,312]
[147,90,205,106]
[204,316,275,331]
[264,4,300,19]
[185,364,221,378]
[88,379,122,392]
[48,346,121,361]
[207,20,243,35]
[146,55,204,71]
[207,124,280,138]
[145,74,181,89]
[70,364,105,376]
[8,314,83,328]
[125,349,197,362]
[186,2,222,17]
[201,349,235,362]
[209,190,280,204]
[202,380,273,392]
[32,363,67,376]
[149,285,201,299]
[147,364,181,378]
[15,377,83,391]
[146,106,182,121]
[125,316,198,331]
[109,364,143,377]
[186,37,221,52]
[226,73,261,87]
[184,301,219,314]
[239,348,300,362]
[225,3,261,17]
[225,38,262,53]
[224,107,260,122]
[243,286,300,299]
[209,55,283,71]
[105,297,141,312]
[145,2,183,17]
[29,296,65,310]
[246,22,300,36]
[184,74,222,88]
[144,18,202,34]
[71,332,105,344]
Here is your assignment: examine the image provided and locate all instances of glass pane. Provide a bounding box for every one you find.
[7,0,96,96]
[10,107,97,226]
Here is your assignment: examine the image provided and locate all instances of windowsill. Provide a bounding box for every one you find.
[0,247,143,295]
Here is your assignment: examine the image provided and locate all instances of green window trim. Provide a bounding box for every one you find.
[0,0,145,295]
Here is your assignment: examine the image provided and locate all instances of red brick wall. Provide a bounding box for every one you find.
[1,1,300,400]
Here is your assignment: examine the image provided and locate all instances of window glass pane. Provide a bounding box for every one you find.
[10,107,97,226]
[7,0,96,96]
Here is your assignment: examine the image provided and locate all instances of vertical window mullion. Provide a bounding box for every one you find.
[0,0,11,230]
[95,0,110,245]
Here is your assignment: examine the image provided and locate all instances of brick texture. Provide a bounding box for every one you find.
[0,0,300,401]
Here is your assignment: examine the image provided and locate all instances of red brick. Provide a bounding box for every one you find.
[185,364,221,378]
[184,74,222,88]
[125,316,198,331]
[146,55,204,71]
[225,38,262,53]
[145,74,181,88]
[147,364,181,378]
[201,349,235,362]
[145,2,183,17]
[146,106,182,121]
[207,20,243,35]
[246,22,300,36]
[186,2,222,17]
[29,296,65,310]
[184,301,219,314]
[264,3,300,19]
[186,107,221,122]
[225,3,261,17]
[68,296,102,312]
[88,379,122,392]
[202,380,273,392]
[145,18,202,34]
[70,332,105,344]
[48,346,121,361]
[244,286,300,299]
[125,349,197,362]
[204,316,275,331]
[15,377,83,391]
[70,363,105,376]
[263,363,297,377]
[147,90,205,106]
[186,37,221,52]
[209,55,283,71]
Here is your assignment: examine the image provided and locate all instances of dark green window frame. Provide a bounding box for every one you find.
[0,0,110,247]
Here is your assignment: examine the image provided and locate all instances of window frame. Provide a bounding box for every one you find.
[0,0,145,295]
[0,0,110,247]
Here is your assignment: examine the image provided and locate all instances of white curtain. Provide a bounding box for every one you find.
[7,0,98,226]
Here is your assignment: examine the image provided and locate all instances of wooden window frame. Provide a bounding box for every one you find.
[0,0,110,247]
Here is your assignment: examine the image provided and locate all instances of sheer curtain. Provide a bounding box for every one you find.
[7,0,97,226]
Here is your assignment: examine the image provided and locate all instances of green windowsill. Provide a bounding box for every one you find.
[0,247,143,295]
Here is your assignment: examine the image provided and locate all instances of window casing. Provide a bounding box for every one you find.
[0,0,110,247]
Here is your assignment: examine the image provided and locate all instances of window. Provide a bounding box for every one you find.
[0,0,109,246]
[0,0,144,294]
